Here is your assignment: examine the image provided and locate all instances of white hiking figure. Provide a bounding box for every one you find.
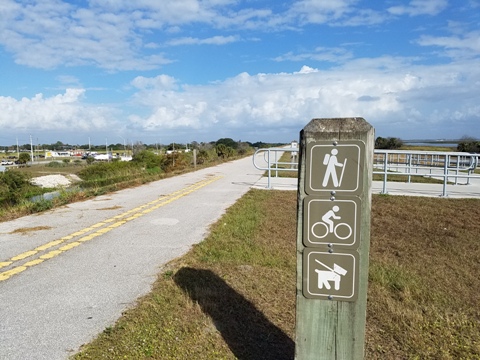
[322,205,341,233]
[322,148,347,188]
[315,259,347,291]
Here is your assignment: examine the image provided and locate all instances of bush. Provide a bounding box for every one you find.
[375,137,404,149]
[457,137,480,153]
[78,161,141,181]
[0,172,31,205]
[46,161,65,168]
[132,150,163,170]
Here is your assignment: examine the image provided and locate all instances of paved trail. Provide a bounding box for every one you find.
[0,156,264,360]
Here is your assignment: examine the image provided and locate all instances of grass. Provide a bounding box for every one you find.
[372,172,449,184]
[72,191,480,359]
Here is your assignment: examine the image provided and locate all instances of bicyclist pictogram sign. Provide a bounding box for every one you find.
[305,140,365,195]
[303,196,360,249]
[303,249,359,301]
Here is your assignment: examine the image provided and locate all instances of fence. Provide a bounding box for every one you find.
[253,147,480,196]
[252,147,298,189]
[374,150,479,196]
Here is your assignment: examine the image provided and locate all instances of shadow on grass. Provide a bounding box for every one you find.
[174,267,294,360]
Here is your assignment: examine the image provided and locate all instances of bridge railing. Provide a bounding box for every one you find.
[253,147,480,195]
[373,150,479,196]
[252,147,298,189]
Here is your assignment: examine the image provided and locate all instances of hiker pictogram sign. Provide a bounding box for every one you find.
[303,249,359,301]
[303,196,361,248]
[305,141,365,195]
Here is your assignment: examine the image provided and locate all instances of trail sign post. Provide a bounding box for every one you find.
[295,118,374,360]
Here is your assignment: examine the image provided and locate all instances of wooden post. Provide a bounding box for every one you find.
[295,118,374,359]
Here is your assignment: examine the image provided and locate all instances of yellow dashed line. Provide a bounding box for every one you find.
[35,240,63,251]
[59,242,81,251]
[0,176,222,282]
[40,250,62,260]
[24,259,44,267]
[12,251,38,261]
[0,266,27,281]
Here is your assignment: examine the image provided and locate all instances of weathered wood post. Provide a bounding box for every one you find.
[295,118,374,359]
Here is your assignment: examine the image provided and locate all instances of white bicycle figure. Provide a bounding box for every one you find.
[311,220,352,240]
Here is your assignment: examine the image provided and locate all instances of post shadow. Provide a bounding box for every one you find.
[174,267,294,360]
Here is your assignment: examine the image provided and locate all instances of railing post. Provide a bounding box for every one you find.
[442,155,448,197]
[382,151,388,194]
[295,118,374,360]
[267,149,272,189]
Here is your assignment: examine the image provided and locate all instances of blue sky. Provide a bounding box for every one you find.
[0,0,479,147]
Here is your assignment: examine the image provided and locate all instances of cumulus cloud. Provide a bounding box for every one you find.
[388,0,448,16]
[274,46,353,63]
[417,30,480,59]
[0,1,397,72]
[0,89,118,134]
[127,58,480,140]
[167,35,240,46]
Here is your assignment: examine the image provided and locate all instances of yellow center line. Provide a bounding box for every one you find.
[0,176,222,282]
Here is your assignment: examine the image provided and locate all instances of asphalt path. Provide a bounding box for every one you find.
[0,155,265,360]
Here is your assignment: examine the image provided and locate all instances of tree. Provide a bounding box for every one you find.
[17,152,31,165]
[457,136,480,153]
[216,138,238,149]
[375,137,403,149]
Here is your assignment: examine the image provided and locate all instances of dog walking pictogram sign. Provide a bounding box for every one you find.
[303,249,359,301]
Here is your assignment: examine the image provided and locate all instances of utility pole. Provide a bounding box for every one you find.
[30,135,34,164]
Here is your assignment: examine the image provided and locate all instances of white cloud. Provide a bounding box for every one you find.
[417,30,480,59]
[0,89,118,133]
[0,0,172,70]
[167,35,240,46]
[288,0,357,23]
[126,58,480,140]
[131,75,178,91]
[388,0,448,16]
[0,1,397,72]
[274,47,353,63]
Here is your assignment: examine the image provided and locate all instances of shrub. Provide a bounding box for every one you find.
[375,137,404,149]
[132,150,163,170]
[0,172,31,205]
[457,137,480,153]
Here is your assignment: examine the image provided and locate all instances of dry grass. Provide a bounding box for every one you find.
[72,191,480,359]
[367,195,480,359]
[9,226,52,235]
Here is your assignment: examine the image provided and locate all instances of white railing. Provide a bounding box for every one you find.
[252,147,298,189]
[373,150,479,197]
[253,147,480,195]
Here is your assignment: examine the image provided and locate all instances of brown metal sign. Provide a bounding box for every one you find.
[305,141,365,195]
[303,249,359,301]
[303,196,361,249]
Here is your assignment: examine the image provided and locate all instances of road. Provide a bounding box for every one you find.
[0,155,265,360]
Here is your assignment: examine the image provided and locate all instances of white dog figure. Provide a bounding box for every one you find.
[315,261,347,291]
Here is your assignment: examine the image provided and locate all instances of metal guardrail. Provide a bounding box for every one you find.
[374,150,479,196]
[253,147,480,196]
[252,147,298,189]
